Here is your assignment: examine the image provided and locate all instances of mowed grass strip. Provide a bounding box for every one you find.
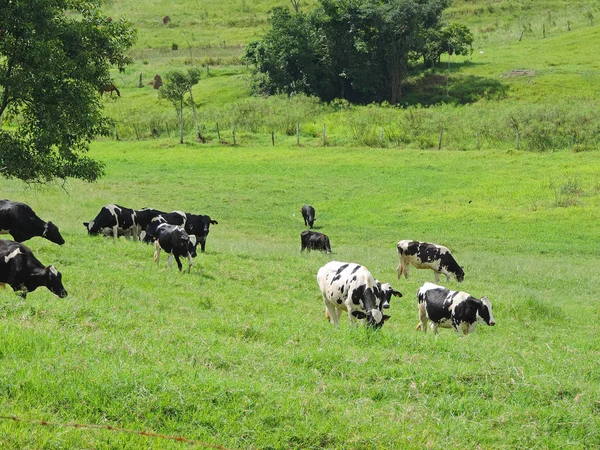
[0,142,599,448]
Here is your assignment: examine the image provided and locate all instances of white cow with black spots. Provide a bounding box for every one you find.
[317,261,401,329]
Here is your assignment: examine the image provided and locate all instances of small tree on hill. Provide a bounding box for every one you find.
[159,69,202,144]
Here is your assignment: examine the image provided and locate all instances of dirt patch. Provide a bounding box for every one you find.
[503,69,536,77]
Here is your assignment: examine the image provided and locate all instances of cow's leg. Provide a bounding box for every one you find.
[173,255,183,271]
[418,305,428,333]
[324,301,340,326]
[397,261,403,279]
[431,322,439,334]
[434,271,440,283]
[112,225,118,239]
[153,243,161,266]
[403,263,410,280]
[186,253,193,273]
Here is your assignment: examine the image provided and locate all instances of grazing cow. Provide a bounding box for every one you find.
[84,204,138,239]
[0,200,65,245]
[397,240,464,283]
[317,261,401,329]
[300,230,331,253]
[301,204,316,228]
[0,240,67,299]
[416,282,495,335]
[153,224,198,273]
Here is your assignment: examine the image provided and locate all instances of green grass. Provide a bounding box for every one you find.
[0,142,599,448]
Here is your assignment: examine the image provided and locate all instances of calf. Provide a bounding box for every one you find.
[416,282,495,335]
[317,261,400,329]
[153,224,198,273]
[0,239,67,298]
[301,204,316,228]
[84,204,138,239]
[0,199,65,245]
[300,230,331,253]
[397,240,464,283]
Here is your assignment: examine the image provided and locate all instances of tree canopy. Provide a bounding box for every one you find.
[0,0,136,183]
[245,0,472,104]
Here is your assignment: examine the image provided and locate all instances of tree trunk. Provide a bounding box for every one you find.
[188,89,204,142]
[179,100,184,144]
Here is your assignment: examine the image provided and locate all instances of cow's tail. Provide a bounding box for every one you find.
[397,261,403,279]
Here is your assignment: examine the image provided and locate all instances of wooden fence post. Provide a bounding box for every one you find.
[271,131,275,146]
[115,124,119,141]
[516,129,520,150]
[296,122,300,146]
[165,122,170,138]
[216,122,221,141]
[233,125,236,146]
[438,128,443,150]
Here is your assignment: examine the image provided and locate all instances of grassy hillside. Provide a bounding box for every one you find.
[0,143,599,448]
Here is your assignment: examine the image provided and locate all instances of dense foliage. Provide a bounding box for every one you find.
[0,0,135,183]
[245,0,473,104]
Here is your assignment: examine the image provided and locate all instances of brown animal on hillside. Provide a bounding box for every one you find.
[99,84,120,97]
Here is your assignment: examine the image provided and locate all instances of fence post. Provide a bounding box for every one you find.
[438,128,443,150]
[543,23,546,38]
[271,131,275,146]
[233,125,236,146]
[216,122,221,141]
[115,124,119,141]
[165,122,170,138]
[322,123,327,146]
[138,72,143,88]
[516,129,520,150]
[296,122,300,146]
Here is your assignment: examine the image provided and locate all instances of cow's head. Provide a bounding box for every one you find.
[45,265,67,298]
[477,296,495,326]
[377,282,402,309]
[351,310,391,329]
[43,222,65,245]
[455,266,465,282]
[351,285,390,329]
[188,235,198,258]
[83,221,100,235]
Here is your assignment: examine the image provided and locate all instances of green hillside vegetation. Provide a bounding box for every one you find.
[94,0,600,150]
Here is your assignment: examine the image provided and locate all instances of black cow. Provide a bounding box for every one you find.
[134,208,166,237]
[0,200,65,245]
[153,224,198,273]
[397,240,464,283]
[301,204,316,228]
[416,282,495,335]
[0,239,67,298]
[300,230,331,253]
[184,214,218,253]
[83,204,138,239]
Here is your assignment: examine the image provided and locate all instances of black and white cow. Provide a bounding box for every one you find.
[416,282,495,335]
[185,214,218,253]
[301,204,316,228]
[83,204,138,239]
[0,200,65,245]
[141,211,187,243]
[134,208,166,237]
[397,240,464,283]
[153,224,198,273]
[0,239,67,298]
[317,261,401,329]
[301,230,331,253]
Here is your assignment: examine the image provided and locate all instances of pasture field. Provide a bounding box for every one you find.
[0,142,599,448]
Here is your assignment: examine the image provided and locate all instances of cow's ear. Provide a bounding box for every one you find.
[83,222,89,227]
[383,315,391,322]
[393,290,402,297]
[351,311,367,320]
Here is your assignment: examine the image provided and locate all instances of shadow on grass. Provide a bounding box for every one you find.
[401,65,509,107]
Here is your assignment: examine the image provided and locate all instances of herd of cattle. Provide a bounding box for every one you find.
[0,199,495,335]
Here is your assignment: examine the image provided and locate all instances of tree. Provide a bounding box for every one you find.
[246,0,455,104]
[423,23,473,67]
[0,0,135,183]
[159,69,202,144]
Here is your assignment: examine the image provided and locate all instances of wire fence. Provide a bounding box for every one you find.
[0,414,229,449]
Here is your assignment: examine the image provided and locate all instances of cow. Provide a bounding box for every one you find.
[153,224,198,273]
[184,214,218,253]
[0,200,65,245]
[317,261,401,329]
[397,240,464,283]
[0,239,67,299]
[142,211,187,243]
[416,282,495,335]
[142,211,217,252]
[301,204,316,228]
[134,208,166,239]
[301,230,331,253]
[83,204,138,239]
